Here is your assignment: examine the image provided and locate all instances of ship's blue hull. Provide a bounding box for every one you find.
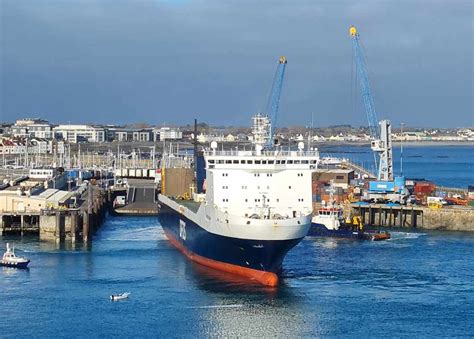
[158,203,301,286]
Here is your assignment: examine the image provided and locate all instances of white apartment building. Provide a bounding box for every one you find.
[54,125,105,143]
[154,127,182,141]
[11,118,53,139]
[30,139,52,154]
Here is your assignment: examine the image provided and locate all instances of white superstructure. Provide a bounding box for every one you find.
[205,147,318,220]
[160,143,320,241]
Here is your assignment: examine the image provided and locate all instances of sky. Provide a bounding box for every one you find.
[0,0,472,128]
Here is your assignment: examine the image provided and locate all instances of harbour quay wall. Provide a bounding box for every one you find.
[39,210,81,242]
[349,203,474,232]
[1,185,108,241]
[422,207,474,232]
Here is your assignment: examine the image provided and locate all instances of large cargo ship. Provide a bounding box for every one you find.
[158,115,319,286]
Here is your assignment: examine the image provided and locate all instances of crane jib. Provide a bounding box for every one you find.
[351,35,380,140]
[350,26,393,182]
[265,58,287,148]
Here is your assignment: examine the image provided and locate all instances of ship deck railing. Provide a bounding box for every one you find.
[204,149,319,158]
[169,197,201,213]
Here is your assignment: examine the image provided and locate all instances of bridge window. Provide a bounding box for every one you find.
[310,160,317,164]
[240,160,246,164]
[208,160,215,164]
[302,160,309,164]
[233,160,239,164]
[281,160,286,164]
[226,160,232,164]
[247,160,253,164]
[262,160,267,164]
[294,160,300,164]
[268,160,274,164]
[287,160,293,164]
[255,160,261,164]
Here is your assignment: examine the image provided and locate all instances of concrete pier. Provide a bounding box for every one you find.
[2,184,107,242]
[351,203,474,231]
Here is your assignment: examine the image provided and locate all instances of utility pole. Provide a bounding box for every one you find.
[400,122,405,177]
[193,119,198,189]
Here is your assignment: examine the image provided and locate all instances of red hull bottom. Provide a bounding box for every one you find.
[164,230,279,287]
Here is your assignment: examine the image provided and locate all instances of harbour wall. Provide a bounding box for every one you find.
[422,208,474,232]
[348,203,474,232]
[1,185,108,242]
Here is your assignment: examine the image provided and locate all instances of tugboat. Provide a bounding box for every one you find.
[1,243,30,268]
[308,182,390,241]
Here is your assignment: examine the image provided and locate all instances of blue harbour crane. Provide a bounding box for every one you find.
[349,26,393,182]
[265,56,287,148]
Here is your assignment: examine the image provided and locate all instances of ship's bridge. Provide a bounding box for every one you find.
[203,147,318,219]
[204,149,320,170]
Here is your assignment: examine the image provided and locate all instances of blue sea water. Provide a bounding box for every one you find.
[320,144,473,188]
[1,144,473,337]
[1,216,473,337]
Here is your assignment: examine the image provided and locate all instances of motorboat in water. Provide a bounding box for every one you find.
[110,292,130,301]
[308,182,390,241]
[1,243,30,268]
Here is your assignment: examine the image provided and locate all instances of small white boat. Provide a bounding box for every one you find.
[110,292,130,301]
[1,243,30,269]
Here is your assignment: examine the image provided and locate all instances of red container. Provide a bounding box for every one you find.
[414,182,435,195]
